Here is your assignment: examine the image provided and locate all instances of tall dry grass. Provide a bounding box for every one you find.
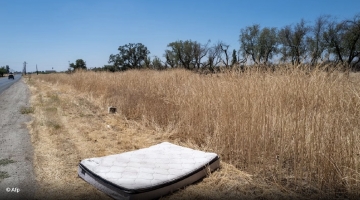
[33,65,360,197]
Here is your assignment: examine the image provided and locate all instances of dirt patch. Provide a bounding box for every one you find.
[0,79,37,200]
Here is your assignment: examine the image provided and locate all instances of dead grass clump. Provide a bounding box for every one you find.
[29,65,360,198]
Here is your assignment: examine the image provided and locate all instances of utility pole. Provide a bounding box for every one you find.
[36,64,38,75]
[23,61,27,75]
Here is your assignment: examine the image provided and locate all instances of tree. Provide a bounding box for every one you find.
[258,27,278,64]
[143,56,151,68]
[204,41,223,70]
[69,59,87,71]
[165,40,211,70]
[6,65,9,74]
[219,42,231,67]
[165,40,195,70]
[322,17,354,65]
[240,24,261,64]
[103,65,117,72]
[193,40,210,69]
[151,56,165,70]
[239,24,278,64]
[0,66,6,77]
[109,43,150,71]
[164,49,179,68]
[278,19,309,65]
[231,49,237,66]
[342,14,360,68]
[306,15,329,65]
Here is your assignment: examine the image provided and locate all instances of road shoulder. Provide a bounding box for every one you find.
[0,79,37,200]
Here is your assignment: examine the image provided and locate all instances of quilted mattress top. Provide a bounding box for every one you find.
[80,142,218,191]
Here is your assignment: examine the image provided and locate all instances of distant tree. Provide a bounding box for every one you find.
[306,15,329,65]
[240,24,278,64]
[6,65,9,73]
[193,40,210,69]
[165,40,196,70]
[165,40,212,70]
[151,56,165,70]
[322,17,352,65]
[164,40,233,70]
[219,42,231,67]
[68,63,75,72]
[231,49,237,66]
[164,49,179,68]
[204,41,224,69]
[341,14,360,68]
[104,65,113,72]
[143,56,151,68]
[91,67,101,72]
[69,59,87,71]
[0,66,6,77]
[258,27,278,64]
[98,65,116,72]
[278,19,309,65]
[109,43,150,71]
[240,24,260,64]
[76,59,87,69]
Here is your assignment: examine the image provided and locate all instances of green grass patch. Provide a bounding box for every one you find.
[0,158,15,166]
[20,106,35,114]
[0,171,10,180]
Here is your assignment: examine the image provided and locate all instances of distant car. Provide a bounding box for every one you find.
[8,73,14,79]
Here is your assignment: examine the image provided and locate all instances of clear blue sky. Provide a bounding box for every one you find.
[1,0,359,72]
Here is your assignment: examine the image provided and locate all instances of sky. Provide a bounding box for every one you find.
[1,0,360,72]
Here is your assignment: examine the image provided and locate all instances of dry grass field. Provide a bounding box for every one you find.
[25,65,360,199]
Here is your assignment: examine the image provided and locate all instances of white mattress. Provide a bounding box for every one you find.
[78,142,220,200]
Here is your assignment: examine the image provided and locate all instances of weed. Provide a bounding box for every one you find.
[20,106,35,114]
[0,171,9,180]
[0,158,14,181]
[0,158,15,166]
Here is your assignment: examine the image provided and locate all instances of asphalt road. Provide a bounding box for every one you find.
[0,78,37,200]
[0,75,22,95]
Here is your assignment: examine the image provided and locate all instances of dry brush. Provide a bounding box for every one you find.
[32,66,360,198]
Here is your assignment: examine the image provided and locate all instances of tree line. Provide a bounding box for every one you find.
[0,65,10,77]
[243,14,360,68]
[74,13,360,72]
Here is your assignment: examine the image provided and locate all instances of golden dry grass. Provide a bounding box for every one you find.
[25,65,360,199]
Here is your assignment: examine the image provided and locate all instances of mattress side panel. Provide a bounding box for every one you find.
[132,157,221,200]
[78,165,131,200]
